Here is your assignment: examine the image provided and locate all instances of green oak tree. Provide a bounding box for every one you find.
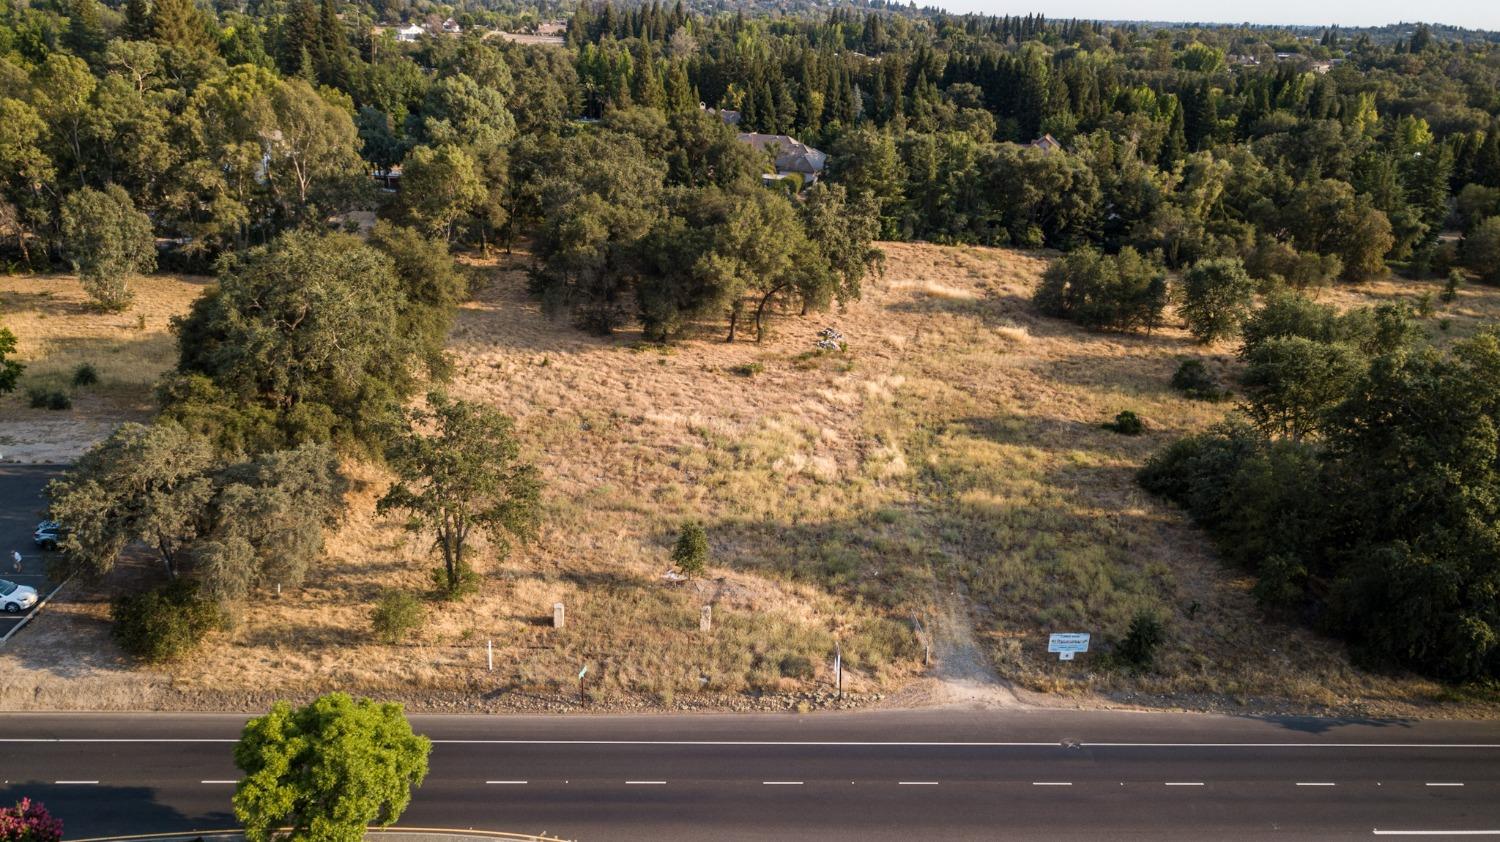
[233,693,431,842]
[1179,257,1256,344]
[378,392,542,598]
[60,184,156,312]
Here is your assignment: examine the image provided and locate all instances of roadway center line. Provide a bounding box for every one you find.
[898,781,939,785]
[1296,782,1336,786]
[485,781,528,785]
[1425,782,1465,787]
[3,738,1499,748]
[1032,781,1072,786]
[626,781,666,785]
[762,781,803,785]
[1165,782,1205,786]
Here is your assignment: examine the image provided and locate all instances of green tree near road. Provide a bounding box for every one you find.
[233,693,431,842]
[379,392,542,598]
[47,421,217,580]
[60,184,156,312]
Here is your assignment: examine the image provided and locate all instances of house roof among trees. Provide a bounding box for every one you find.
[736,133,827,174]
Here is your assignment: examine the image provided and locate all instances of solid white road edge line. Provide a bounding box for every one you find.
[485,781,528,785]
[1425,782,1465,786]
[1372,831,1500,836]
[762,781,803,785]
[53,780,98,784]
[1031,782,1072,786]
[200,780,237,784]
[1164,782,1205,786]
[626,781,667,785]
[898,781,939,785]
[1296,782,1336,786]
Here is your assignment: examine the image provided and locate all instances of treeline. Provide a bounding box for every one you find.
[7,0,1500,288]
[1136,289,1500,682]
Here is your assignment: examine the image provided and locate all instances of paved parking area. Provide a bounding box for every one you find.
[0,464,64,637]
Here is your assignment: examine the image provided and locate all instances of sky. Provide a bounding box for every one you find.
[934,0,1500,30]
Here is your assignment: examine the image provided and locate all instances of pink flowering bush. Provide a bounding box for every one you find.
[0,799,63,842]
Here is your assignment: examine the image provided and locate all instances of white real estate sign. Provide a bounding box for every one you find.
[1047,632,1091,661]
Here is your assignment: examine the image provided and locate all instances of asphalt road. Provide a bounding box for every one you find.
[2,708,1498,840]
[0,465,60,632]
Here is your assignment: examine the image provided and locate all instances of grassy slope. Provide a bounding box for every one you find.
[1,248,1496,715]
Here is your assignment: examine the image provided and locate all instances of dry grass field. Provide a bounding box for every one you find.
[0,273,207,461]
[2,246,1497,716]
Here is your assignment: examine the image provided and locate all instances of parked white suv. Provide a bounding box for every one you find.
[1,579,38,613]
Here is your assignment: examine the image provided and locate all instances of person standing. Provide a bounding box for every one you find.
[10,550,20,573]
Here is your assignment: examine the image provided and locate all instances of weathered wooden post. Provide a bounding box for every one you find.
[553,602,565,629]
[699,605,712,633]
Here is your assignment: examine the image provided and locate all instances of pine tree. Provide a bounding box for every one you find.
[1475,123,1500,188]
[1159,95,1187,168]
[150,0,212,53]
[317,0,352,89]
[124,0,152,40]
[150,0,217,78]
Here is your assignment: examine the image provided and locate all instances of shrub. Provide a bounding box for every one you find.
[1179,258,1256,344]
[26,387,71,410]
[1034,246,1167,334]
[71,363,99,387]
[1253,554,1308,609]
[1442,270,1462,303]
[671,521,709,578]
[778,654,815,679]
[110,580,224,663]
[1170,359,1226,401]
[0,798,63,842]
[371,590,425,644]
[1115,611,1165,670]
[429,563,479,600]
[1103,410,1145,435]
[730,362,763,377]
[1245,238,1341,291]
